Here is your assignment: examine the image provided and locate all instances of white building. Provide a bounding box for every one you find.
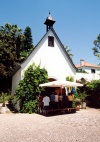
[75,59,100,81]
[12,13,77,95]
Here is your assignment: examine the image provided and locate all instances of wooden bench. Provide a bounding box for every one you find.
[43,108,76,116]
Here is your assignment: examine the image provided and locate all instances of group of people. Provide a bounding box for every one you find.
[38,91,74,113]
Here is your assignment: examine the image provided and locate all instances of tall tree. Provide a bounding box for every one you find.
[92,34,100,59]
[0,23,24,77]
[64,45,74,59]
[0,23,25,92]
[24,26,34,53]
[0,24,34,93]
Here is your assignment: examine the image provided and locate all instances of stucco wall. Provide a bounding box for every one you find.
[12,69,21,95]
[80,66,100,74]
[75,72,100,81]
[21,30,76,80]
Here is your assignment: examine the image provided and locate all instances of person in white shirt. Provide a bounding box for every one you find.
[42,95,50,110]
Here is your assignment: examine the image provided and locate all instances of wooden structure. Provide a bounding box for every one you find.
[42,108,76,116]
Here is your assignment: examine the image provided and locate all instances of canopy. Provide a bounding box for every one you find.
[39,80,83,87]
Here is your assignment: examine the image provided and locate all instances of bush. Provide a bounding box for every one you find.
[21,100,38,114]
[15,63,48,113]
[86,80,100,108]
[0,92,11,105]
[66,76,74,82]
[77,80,100,108]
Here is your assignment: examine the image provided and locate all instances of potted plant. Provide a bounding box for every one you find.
[79,91,88,109]
[72,90,81,111]
[73,98,81,111]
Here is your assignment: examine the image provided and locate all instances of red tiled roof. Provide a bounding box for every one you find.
[75,64,80,68]
[75,61,100,68]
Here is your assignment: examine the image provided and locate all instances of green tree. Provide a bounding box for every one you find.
[92,34,100,59]
[24,26,34,53]
[64,45,73,59]
[0,24,34,93]
[0,23,24,77]
[15,63,48,113]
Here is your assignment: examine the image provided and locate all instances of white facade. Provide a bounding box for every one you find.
[75,73,100,82]
[22,30,75,78]
[79,66,100,74]
[12,69,21,95]
[12,29,76,95]
[75,60,100,81]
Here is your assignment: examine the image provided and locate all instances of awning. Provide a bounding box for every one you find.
[39,80,83,87]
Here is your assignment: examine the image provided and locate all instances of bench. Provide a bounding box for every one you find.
[43,108,76,116]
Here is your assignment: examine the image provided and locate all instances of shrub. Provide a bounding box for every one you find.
[86,80,100,108]
[66,76,74,82]
[21,100,38,114]
[15,63,48,113]
[0,92,11,105]
[77,80,100,108]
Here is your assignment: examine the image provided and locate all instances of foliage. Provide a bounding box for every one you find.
[92,34,100,59]
[0,24,34,78]
[64,45,74,59]
[77,80,100,108]
[0,92,7,106]
[0,23,34,93]
[86,80,100,91]
[72,89,89,108]
[0,23,24,94]
[77,91,89,102]
[86,80,100,108]
[72,89,81,107]
[0,23,23,77]
[15,63,48,113]
[0,91,12,105]
[66,76,74,82]
[21,100,38,114]
[24,26,34,53]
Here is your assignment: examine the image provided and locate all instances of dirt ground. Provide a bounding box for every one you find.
[0,107,100,142]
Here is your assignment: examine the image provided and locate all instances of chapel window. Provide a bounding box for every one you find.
[48,36,54,47]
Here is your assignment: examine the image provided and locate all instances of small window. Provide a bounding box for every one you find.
[48,36,54,47]
[91,69,95,73]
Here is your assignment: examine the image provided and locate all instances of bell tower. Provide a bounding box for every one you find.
[44,12,56,32]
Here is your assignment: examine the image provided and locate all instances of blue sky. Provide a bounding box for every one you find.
[0,0,100,65]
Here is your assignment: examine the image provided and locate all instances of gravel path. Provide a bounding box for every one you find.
[0,107,100,142]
